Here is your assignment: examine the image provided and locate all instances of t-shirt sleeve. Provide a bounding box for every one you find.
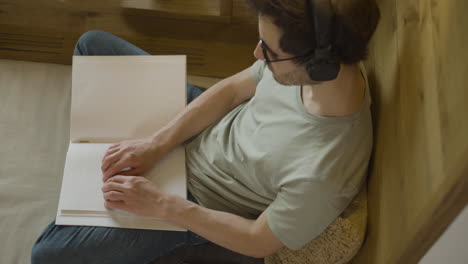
[265,179,352,250]
[250,59,266,84]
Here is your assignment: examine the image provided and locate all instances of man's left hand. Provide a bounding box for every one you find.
[101,175,172,219]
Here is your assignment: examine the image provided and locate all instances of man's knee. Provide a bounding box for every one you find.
[79,30,109,44]
[74,30,111,56]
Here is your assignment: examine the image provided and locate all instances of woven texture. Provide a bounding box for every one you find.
[265,185,368,264]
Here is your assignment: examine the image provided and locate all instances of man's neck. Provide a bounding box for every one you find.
[301,63,366,117]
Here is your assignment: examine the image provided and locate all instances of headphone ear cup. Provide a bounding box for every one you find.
[307,59,341,82]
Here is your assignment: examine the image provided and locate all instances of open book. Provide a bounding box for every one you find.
[56,56,187,231]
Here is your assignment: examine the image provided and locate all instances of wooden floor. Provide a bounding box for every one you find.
[0,0,258,78]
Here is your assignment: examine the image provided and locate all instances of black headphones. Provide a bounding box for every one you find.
[307,0,341,81]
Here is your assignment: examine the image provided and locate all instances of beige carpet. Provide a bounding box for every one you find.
[0,59,71,264]
[0,58,220,264]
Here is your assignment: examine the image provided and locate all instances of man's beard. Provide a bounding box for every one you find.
[271,68,321,86]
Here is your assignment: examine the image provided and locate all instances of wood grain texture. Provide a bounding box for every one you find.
[121,0,233,23]
[352,0,468,263]
[0,0,258,78]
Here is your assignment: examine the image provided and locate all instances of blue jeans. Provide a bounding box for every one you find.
[31,30,209,264]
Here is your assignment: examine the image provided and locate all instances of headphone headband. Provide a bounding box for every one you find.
[307,0,340,81]
[313,0,334,60]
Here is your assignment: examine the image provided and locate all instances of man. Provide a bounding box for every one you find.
[32,0,380,263]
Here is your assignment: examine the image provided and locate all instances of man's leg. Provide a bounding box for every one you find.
[31,192,208,264]
[73,30,150,56]
[187,83,204,105]
[32,31,208,264]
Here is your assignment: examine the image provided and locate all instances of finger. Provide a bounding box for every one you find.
[118,168,142,176]
[107,144,120,153]
[109,143,120,149]
[106,175,131,184]
[102,147,120,163]
[103,166,132,182]
[101,150,122,174]
[103,159,130,182]
[104,200,128,211]
[103,191,125,201]
[101,182,126,193]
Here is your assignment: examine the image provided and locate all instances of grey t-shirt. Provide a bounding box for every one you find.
[186,60,373,250]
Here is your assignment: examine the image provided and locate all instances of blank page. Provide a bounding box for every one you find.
[71,56,186,143]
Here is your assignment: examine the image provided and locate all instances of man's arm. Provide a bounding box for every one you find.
[102,176,284,258]
[100,66,258,179]
[167,194,285,258]
[102,65,284,256]
[153,67,257,155]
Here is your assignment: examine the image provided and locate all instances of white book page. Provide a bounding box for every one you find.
[70,56,186,143]
[59,143,186,212]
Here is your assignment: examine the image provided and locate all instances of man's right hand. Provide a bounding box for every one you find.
[98,64,257,183]
[101,137,161,182]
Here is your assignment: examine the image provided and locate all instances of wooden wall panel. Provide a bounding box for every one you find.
[431,0,468,178]
[352,0,468,263]
[121,0,232,23]
[352,0,401,261]
[0,0,258,78]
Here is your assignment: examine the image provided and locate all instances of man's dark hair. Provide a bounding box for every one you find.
[247,0,381,65]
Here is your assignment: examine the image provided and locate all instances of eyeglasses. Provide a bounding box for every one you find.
[259,39,314,65]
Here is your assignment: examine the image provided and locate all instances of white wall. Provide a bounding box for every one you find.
[419,205,468,264]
